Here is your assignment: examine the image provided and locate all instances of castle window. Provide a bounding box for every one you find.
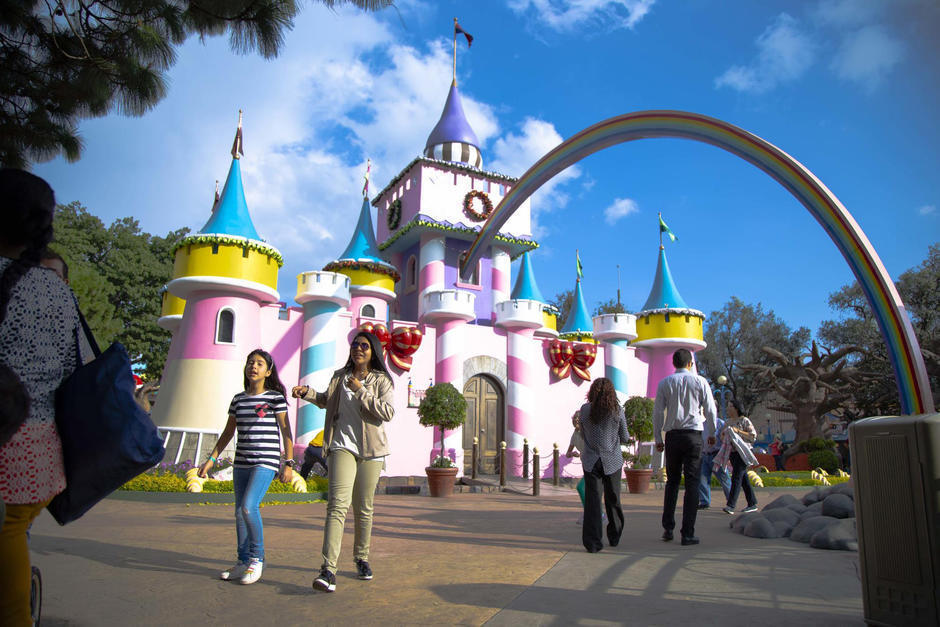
[457,253,481,288]
[278,303,290,321]
[664,312,670,322]
[211,243,219,254]
[242,247,249,258]
[406,255,417,292]
[361,304,376,318]
[216,308,235,344]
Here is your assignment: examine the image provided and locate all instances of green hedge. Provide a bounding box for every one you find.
[120,472,328,493]
[808,449,841,473]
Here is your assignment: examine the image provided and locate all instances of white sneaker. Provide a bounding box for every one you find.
[220,562,248,581]
[239,559,263,585]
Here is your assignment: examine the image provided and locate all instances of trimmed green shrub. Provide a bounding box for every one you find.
[623,396,654,443]
[120,472,328,493]
[808,449,840,473]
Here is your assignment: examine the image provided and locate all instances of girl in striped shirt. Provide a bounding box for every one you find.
[198,349,294,585]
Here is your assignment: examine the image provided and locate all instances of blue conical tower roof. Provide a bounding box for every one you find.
[425,81,480,150]
[198,157,261,240]
[337,197,388,265]
[510,252,545,302]
[560,279,593,337]
[641,246,689,311]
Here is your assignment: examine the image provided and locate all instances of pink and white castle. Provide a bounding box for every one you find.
[151,79,707,478]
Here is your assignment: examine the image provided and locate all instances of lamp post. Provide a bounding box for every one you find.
[713,375,731,421]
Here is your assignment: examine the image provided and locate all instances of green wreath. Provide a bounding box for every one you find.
[387,198,402,230]
[463,190,493,222]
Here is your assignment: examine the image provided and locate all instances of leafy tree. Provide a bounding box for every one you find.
[818,244,939,415]
[696,297,810,414]
[0,0,393,168]
[50,202,189,377]
[593,297,627,316]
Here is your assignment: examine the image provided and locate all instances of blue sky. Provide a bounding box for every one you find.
[34,0,939,338]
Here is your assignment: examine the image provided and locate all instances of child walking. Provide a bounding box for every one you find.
[198,349,294,585]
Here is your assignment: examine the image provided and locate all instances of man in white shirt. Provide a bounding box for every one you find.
[653,348,717,546]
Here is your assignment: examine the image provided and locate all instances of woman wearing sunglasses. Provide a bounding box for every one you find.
[291,331,394,593]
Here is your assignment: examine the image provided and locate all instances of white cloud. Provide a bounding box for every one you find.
[508,0,656,32]
[813,0,881,27]
[918,204,936,216]
[489,117,582,237]
[830,25,904,90]
[715,13,816,94]
[604,197,639,224]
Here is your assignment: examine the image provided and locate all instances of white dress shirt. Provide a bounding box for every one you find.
[652,368,718,445]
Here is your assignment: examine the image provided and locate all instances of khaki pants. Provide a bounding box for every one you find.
[0,500,49,626]
[320,449,383,573]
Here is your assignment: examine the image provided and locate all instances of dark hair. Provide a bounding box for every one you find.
[243,349,287,397]
[672,348,693,369]
[343,331,393,385]
[0,169,56,324]
[587,377,619,424]
[727,397,745,417]
[40,247,68,280]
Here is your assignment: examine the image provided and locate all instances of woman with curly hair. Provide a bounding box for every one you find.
[578,377,630,553]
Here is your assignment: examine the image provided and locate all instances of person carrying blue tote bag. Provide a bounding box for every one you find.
[48,313,165,525]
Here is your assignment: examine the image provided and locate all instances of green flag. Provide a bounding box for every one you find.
[659,214,678,243]
[576,250,584,279]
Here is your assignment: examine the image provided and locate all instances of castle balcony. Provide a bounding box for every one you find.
[421,289,476,322]
[593,312,638,342]
[295,271,351,306]
[495,299,544,330]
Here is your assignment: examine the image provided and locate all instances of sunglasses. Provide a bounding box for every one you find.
[350,341,371,351]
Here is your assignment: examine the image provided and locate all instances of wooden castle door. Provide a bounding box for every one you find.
[463,375,503,475]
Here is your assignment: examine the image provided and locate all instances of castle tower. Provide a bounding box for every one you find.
[152,113,283,438]
[559,277,593,342]
[496,251,549,474]
[323,195,399,323]
[511,251,558,336]
[632,246,706,397]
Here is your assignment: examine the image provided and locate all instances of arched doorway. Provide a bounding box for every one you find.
[463,375,504,474]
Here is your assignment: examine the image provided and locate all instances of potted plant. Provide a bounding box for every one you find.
[623,396,655,494]
[417,382,467,497]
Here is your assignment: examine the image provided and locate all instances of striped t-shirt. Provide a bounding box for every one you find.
[230,390,288,471]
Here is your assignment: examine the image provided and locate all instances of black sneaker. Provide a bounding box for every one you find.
[355,559,373,580]
[313,568,336,592]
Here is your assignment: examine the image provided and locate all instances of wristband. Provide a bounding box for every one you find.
[208,455,217,463]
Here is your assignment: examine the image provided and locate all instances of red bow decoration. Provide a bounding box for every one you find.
[548,339,597,381]
[254,403,270,417]
[358,323,423,371]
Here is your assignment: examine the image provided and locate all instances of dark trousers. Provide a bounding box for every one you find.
[582,459,625,553]
[300,445,328,479]
[662,429,703,539]
[727,451,757,509]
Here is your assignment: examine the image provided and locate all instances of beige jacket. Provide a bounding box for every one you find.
[303,368,395,458]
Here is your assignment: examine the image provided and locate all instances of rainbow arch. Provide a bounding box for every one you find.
[462,110,933,416]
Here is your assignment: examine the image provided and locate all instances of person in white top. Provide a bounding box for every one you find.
[652,348,717,546]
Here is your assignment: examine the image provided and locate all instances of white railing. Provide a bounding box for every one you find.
[157,426,230,465]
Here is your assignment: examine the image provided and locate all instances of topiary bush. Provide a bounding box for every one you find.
[623,396,654,443]
[417,382,467,465]
[808,449,840,473]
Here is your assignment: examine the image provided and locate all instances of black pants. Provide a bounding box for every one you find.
[300,446,328,479]
[727,451,757,509]
[662,429,703,539]
[582,459,625,552]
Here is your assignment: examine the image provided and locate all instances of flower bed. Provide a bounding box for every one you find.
[120,460,328,493]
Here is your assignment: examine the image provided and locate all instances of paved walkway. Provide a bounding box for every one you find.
[29,485,863,626]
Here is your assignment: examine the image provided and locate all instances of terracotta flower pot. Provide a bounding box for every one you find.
[624,468,654,494]
[426,466,459,497]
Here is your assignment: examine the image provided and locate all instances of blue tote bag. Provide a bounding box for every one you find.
[48,314,165,525]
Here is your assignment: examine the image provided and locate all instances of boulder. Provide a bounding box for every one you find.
[830,481,854,498]
[772,519,796,538]
[743,516,779,539]
[821,493,855,519]
[730,512,764,533]
[763,507,801,527]
[802,487,827,505]
[790,516,840,543]
[800,501,824,521]
[786,503,808,515]
[809,518,857,551]
[764,494,801,511]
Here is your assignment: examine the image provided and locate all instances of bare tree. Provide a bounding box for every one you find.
[742,341,870,447]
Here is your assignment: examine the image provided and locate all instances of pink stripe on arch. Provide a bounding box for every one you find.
[420,260,444,291]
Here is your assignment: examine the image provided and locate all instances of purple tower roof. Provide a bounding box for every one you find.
[424,81,482,168]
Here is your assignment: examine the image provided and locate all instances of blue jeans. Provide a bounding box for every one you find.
[699,449,731,507]
[233,465,276,562]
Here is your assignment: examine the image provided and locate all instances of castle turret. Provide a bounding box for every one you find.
[424,81,482,169]
[152,113,283,442]
[323,196,399,323]
[632,246,706,396]
[559,277,593,342]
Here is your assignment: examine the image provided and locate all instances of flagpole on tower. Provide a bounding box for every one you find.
[658,212,663,249]
[452,17,458,85]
